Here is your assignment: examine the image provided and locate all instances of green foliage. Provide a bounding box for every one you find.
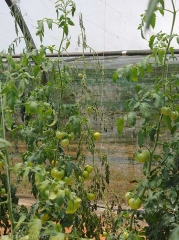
[113,1,179,239]
[0,1,109,239]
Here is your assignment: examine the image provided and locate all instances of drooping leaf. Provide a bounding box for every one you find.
[138,129,146,147]
[127,112,137,126]
[149,35,156,49]
[149,127,157,142]
[13,163,23,174]
[116,118,124,135]
[18,80,25,97]
[47,19,53,30]
[158,48,165,64]
[145,0,159,29]
[14,215,26,232]
[28,218,42,240]
[130,66,138,82]
[152,92,163,108]
[5,111,14,131]
[0,138,11,148]
[23,167,30,186]
[139,102,151,118]
[49,233,65,240]
[169,226,179,240]
[112,71,118,82]
[163,115,172,130]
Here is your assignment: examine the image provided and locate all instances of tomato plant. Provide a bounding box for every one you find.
[0,1,110,239]
[112,1,179,239]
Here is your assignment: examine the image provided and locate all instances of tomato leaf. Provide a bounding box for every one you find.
[13,163,23,174]
[149,35,156,49]
[127,112,137,126]
[145,0,159,29]
[14,215,26,232]
[55,190,65,207]
[138,129,146,147]
[0,138,11,148]
[169,189,177,204]
[163,115,172,130]
[5,111,14,131]
[47,19,53,30]
[116,118,124,135]
[23,167,30,186]
[139,102,151,118]
[49,233,65,240]
[29,218,42,240]
[130,66,138,82]
[149,127,157,142]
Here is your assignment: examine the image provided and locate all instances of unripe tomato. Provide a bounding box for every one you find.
[170,111,179,120]
[82,170,89,179]
[103,231,108,237]
[87,193,95,201]
[123,231,129,239]
[51,168,59,178]
[87,106,92,113]
[93,132,101,141]
[128,197,142,210]
[64,176,73,185]
[68,132,75,141]
[134,150,150,163]
[27,162,33,167]
[56,170,65,179]
[125,192,133,201]
[56,131,67,140]
[160,106,170,116]
[78,73,83,78]
[28,101,38,114]
[61,138,69,147]
[85,165,93,173]
[40,213,49,221]
[51,168,65,179]
[51,160,58,167]
[0,188,6,194]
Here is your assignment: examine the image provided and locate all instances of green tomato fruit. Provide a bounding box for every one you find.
[82,170,89,179]
[61,138,69,147]
[68,132,75,141]
[51,168,65,179]
[103,231,108,237]
[125,192,133,201]
[28,101,38,114]
[0,188,6,195]
[56,131,67,140]
[85,165,93,173]
[123,231,129,239]
[78,73,83,78]
[170,111,179,120]
[128,197,142,210]
[93,132,101,141]
[160,106,170,116]
[87,193,95,201]
[64,176,73,185]
[134,150,150,163]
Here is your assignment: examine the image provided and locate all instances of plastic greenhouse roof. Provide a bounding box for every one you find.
[0,0,179,54]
